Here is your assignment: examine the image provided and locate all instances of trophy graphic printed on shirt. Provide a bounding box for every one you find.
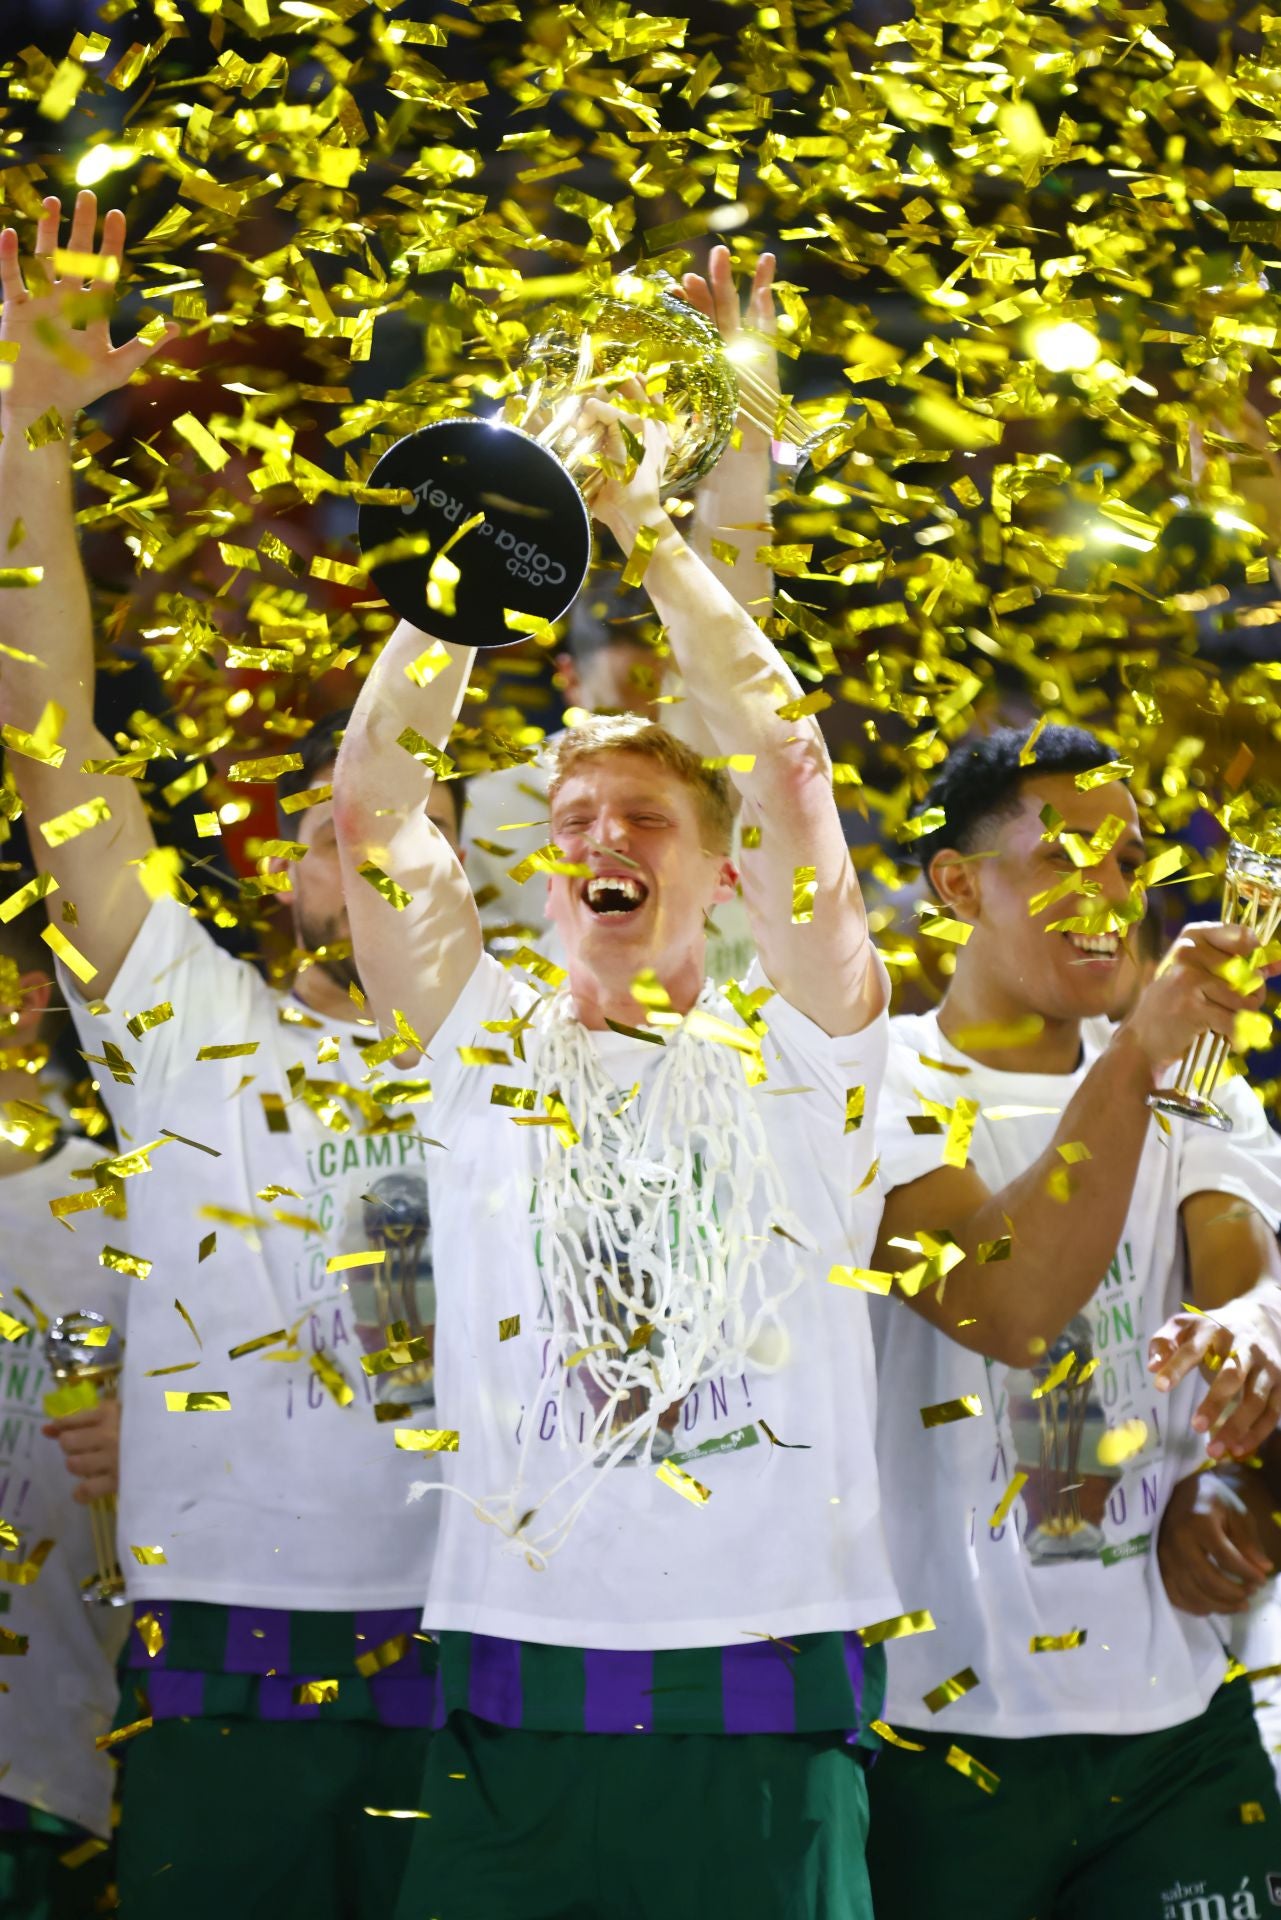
[351,1172,436,1413]
[1006,1316,1122,1565]
[43,1310,128,1607]
[1148,835,1281,1132]
[357,272,837,649]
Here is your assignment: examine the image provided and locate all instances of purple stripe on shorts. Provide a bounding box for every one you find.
[355,1608,421,1668]
[257,1676,321,1722]
[368,1671,436,1729]
[225,1606,289,1676]
[467,1633,523,1726]
[146,1670,206,1719]
[720,1639,797,1734]
[583,1649,653,1734]
[124,1599,171,1668]
[841,1631,865,1705]
[0,1795,33,1834]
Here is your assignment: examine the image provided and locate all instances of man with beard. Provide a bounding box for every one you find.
[0,192,461,1918]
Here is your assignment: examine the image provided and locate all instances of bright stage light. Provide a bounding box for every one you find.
[75,146,135,188]
[1028,321,1100,373]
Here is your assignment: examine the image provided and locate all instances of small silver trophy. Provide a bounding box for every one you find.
[1148,837,1281,1132]
[44,1310,127,1607]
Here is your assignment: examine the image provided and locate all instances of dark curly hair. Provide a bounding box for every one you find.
[916,723,1113,886]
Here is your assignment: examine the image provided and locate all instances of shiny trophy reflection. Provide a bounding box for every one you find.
[44,1310,127,1607]
[1148,837,1281,1132]
[356,272,833,648]
[1008,1318,1120,1564]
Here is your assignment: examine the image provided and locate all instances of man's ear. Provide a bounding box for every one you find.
[928,847,983,922]
[554,651,582,708]
[712,857,738,906]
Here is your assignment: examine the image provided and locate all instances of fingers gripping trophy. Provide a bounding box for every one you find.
[356,269,836,644]
[1149,832,1281,1132]
[44,1311,127,1607]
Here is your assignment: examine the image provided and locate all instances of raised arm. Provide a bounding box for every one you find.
[587,399,874,1036]
[683,247,775,617]
[874,921,1273,1367]
[333,626,477,1048]
[0,192,171,993]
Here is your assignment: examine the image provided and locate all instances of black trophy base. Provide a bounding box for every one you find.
[357,419,592,649]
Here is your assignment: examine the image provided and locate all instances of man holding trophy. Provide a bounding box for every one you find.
[864,725,1281,1919]
[335,307,898,1914]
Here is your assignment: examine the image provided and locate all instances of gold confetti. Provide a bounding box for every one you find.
[0,568,43,589]
[172,413,229,472]
[1030,1631,1087,1653]
[133,1612,165,1659]
[0,873,57,923]
[859,1611,937,1647]
[946,1746,999,1795]
[100,1246,152,1281]
[95,1717,152,1751]
[656,1460,712,1505]
[126,1003,174,1040]
[327,1250,385,1273]
[844,1086,865,1133]
[923,1667,980,1714]
[310,1350,354,1408]
[227,754,303,785]
[37,797,111,848]
[989,1472,1028,1530]
[498,1315,521,1341]
[129,1544,167,1566]
[355,1634,412,1678]
[293,1680,340,1705]
[621,524,661,590]
[791,865,817,924]
[394,1429,460,1453]
[196,1043,259,1062]
[828,1265,893,1295]
[40,925,95,984]
[357,863,412,911]
[228,1329,288,1359]
[870,1721,927,1752]
[163,1391,230,1412]
[920,1396,983,1428]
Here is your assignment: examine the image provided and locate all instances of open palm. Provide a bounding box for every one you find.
[0,189,171,424]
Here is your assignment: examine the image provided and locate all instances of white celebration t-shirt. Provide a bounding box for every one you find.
[873,1008,1281,1737]
[417,950,900,1650]
[0,1140,127,1836]
[56,896,438,1612]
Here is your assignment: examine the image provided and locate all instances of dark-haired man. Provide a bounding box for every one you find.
[0,194,463,1918]
[865,723,1281,1918]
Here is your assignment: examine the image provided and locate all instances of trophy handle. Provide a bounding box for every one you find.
[358,419,593,649]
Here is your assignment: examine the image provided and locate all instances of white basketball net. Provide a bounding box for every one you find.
[473,983,809,1566]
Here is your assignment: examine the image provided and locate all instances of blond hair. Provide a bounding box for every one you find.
[545,715,735,853]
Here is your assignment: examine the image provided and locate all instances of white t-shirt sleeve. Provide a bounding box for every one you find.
[425,951,524,1132]
[55,895,260,1142]
[745,952,890,1192]
[871,1024,955,1195]
[1176,1071,1281,1231]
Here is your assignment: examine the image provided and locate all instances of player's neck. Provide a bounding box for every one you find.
[568,948,706,1032]
[937,971,1083,1075]
[289,963,365,1024]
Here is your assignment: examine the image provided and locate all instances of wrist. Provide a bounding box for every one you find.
[1105,1019,1163,1094]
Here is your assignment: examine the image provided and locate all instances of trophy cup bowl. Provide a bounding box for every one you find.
[357,276,752,648]
[44,1310,128,1608]
[1148,837,1281,1132]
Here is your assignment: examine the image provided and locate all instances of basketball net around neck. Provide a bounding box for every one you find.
[468,981,810,1569]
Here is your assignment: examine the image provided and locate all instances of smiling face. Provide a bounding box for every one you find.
[933,772,1148,1026]
[546,748,736,1014]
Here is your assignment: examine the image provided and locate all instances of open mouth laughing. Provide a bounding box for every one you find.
[583,873,651,918]
[1065,931,1121,965]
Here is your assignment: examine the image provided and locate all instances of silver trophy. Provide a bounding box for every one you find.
[1148,837,1281,1132]
[1007,1318,1121,1565]
[44,1311,127,1607]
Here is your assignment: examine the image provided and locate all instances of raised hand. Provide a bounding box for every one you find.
[0,189,174,426]
[681,245,778,446]
[1150,1292,1281,1459]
